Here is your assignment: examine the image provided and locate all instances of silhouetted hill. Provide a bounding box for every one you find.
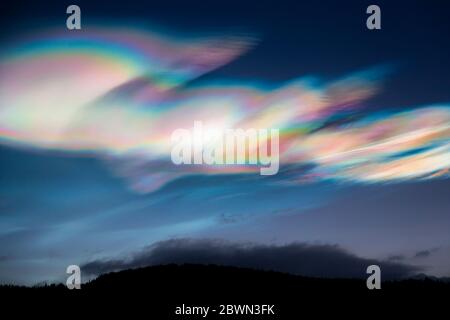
[1,264,449,318]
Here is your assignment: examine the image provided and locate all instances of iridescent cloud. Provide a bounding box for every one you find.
[0,27,448,192]
[0,27,254,148]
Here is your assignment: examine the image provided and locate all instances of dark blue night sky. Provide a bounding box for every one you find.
[0,0,449,284]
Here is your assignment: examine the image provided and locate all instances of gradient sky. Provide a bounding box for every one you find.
[0,0,449,284]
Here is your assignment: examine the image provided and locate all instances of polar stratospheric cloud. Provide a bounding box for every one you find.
[0,27,449,193]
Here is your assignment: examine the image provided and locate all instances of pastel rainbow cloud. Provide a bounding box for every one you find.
[0,27,253,149]
[0,26,448,192]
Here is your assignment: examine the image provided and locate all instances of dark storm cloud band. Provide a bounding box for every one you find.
[82,239,421,279]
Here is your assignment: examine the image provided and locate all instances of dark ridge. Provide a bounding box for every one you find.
[1,264,449,317]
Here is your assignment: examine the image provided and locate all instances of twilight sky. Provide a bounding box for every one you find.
[0,0,449,285]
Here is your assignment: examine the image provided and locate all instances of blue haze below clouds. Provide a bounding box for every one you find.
[1,144,450,284]
[0,146,339,284]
